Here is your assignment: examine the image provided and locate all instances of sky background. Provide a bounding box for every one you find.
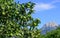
[15,0,60,28]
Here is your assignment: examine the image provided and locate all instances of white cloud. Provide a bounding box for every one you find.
[34,0,60,11]
[51,0,60,4]
[34,3,55,11]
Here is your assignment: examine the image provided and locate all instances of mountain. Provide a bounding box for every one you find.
[41,22,58,34]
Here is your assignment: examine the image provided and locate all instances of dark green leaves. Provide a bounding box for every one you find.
[0,0,40,38]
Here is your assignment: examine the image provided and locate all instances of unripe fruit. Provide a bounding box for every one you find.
[22,5,24,8]
[24,16,26,19]
[21,16,23,18]
[28,3,31,6]
[2,12,5,15]
[5,2,7,5]
[34,23,37,26]
[27,6,30,8]
[10,33,13,36]
[16,12,19,14]
[27,3,31,8]
[18,4,20,7]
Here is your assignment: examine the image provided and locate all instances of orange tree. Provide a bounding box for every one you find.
[0,0,41,38]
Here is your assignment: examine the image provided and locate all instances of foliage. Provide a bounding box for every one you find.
[44,27,60,38]
[0,0,41,38]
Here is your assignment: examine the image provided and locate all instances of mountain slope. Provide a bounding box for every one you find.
[41,22,58,34]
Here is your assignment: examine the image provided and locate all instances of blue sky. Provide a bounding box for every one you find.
[15,0,60,28]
